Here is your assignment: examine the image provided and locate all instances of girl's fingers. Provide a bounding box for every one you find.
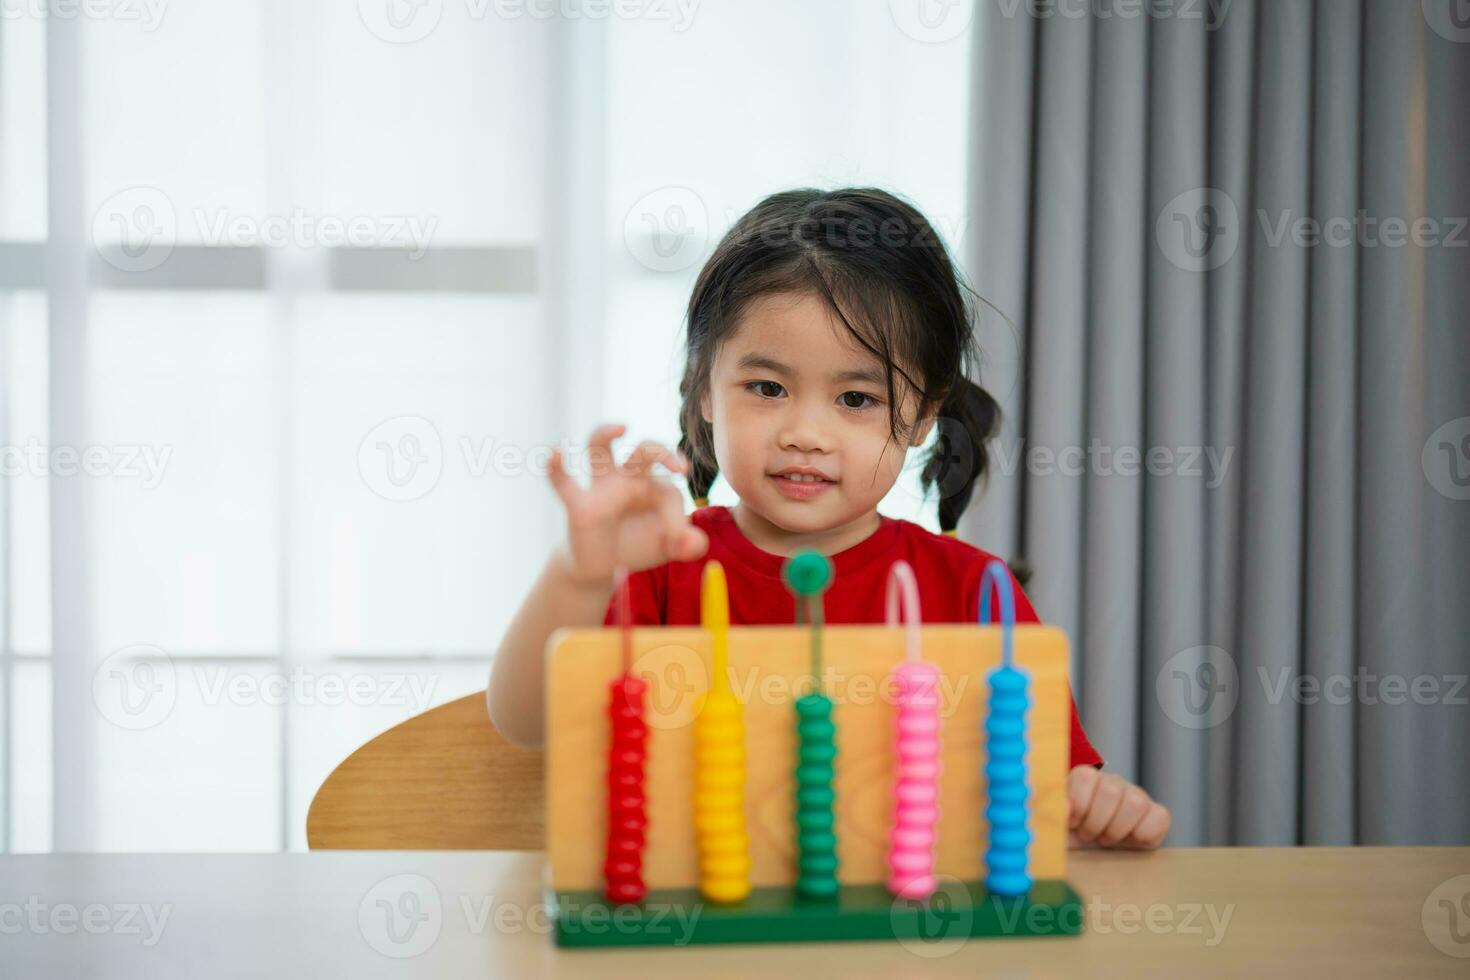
[621,441,687,478]
[547,448,581,506]
[1127,803,1171,849]
[680,524,709,561]
[1067,765,1100,829]
[1098,787,1152,847]
[619,441,663,477]
[653,478,701,561]
[585,423,627,482]
[1076,774,1125,843]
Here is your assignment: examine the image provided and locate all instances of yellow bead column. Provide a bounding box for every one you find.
[694,561,751,902]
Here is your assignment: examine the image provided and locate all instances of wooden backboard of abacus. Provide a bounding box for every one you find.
[545,624,1070,893]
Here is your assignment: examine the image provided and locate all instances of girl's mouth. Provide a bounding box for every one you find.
[769,473,836,500]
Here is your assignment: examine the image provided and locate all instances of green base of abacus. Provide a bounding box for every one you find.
[550,879,1083,948]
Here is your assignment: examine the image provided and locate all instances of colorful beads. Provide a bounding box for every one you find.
[694,561,751,903]
[984,664,1031,897]
[784,550,833,596]
[978,559,1031,898]
[794,692,839,898]
[602,566,649,905]
[888,659,940,899]
[693,687,751,902]
[884,560,940,900]
[604,672,649,904]
[594,552,1039,908]
[784,550,840,900]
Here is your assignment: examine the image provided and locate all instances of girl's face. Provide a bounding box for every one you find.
[700,290,936,544]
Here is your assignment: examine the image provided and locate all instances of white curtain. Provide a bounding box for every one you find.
[3,0,982,852]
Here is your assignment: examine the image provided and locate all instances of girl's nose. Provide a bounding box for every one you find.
[778,400,834,454]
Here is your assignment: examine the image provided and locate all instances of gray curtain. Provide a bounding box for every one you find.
[962,0,1470,846]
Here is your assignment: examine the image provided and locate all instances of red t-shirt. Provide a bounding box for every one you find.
[601,505,1103,769]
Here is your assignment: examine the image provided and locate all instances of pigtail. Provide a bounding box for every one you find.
[920,376,1001,535]
[678,387,719,509]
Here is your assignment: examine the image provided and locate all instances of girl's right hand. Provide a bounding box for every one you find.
[547,423,710,588]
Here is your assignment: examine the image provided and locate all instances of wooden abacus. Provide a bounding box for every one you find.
[544,553,1083,947]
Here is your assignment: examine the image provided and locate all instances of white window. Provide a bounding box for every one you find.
[1,0,973,852]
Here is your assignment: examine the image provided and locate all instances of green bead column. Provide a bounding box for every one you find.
[794,692,838,897]
[784,550,839,899]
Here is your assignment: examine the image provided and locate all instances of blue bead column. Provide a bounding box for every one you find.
[978,560,1031,898]
[984,663,1031,896]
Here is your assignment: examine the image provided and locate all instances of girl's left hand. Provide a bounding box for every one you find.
[1066,765,1171,850]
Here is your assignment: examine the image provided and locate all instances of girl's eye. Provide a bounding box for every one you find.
[840,391,879,411]
[746,381,785,398]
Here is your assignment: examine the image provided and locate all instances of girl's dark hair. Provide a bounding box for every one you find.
[677,187,1002,534]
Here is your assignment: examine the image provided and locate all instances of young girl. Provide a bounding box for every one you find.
[489,187,1169,850]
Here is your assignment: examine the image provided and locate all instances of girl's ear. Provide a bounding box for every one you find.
[700,389,712,425]
[909,395,944,447]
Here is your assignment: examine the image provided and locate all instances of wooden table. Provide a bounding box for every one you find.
[4,847,1467,977]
